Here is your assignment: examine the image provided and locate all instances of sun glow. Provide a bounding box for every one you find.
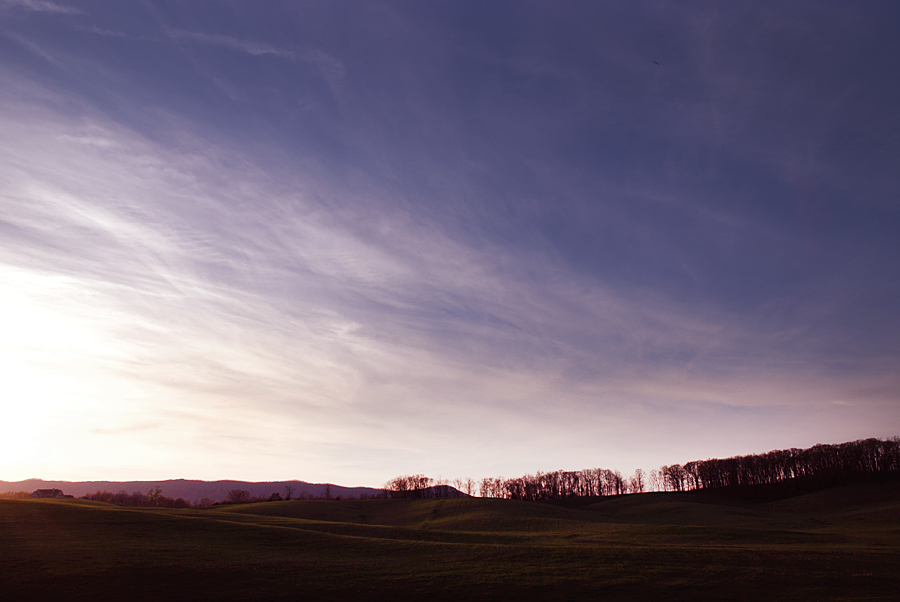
[0,267,129,478]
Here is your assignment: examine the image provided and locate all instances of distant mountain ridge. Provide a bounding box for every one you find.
[0,479,382,503]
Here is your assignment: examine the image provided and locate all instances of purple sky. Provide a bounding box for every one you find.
[1,1,898,486]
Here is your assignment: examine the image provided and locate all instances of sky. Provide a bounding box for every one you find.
[1,0,898,487]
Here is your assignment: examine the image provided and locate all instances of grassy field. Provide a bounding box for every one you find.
[1,482,898,601]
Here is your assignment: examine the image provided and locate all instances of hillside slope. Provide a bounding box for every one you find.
[1,482,897,601]
[0,478,381,502]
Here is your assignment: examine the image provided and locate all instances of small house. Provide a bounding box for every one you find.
[31,488,65,498]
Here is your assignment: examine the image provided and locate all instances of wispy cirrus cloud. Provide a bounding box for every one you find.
[166,28,297,59]
[164,28,345,88]
[1,0,82,14]
[0,2,897,484]
[3,70,896,483]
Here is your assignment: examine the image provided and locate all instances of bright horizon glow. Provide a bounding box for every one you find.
[1,1,898,487]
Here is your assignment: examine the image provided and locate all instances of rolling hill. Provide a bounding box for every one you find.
[0,478,381,502]
[1,479,897,601]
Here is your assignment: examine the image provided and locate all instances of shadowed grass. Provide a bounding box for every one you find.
[1,483,898,601]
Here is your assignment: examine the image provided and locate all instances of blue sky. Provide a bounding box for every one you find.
[1,0,898,486]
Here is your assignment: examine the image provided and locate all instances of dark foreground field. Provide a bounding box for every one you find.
[2,482,898,601]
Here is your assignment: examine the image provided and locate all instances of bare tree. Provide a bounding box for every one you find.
[633,468,645,493]
[226,489,251,503]
[284,484,295,501]
[648,469,660,492]
[147,486,163,507]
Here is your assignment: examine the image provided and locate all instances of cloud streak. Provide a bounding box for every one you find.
[1,0,81,14]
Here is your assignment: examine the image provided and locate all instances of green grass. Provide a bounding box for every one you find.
[1,483,898,601]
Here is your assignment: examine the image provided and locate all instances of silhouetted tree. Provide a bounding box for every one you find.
[226,489,251,503]
[633,468,645,493]
[147,486,163,507]
[386,475,438,499]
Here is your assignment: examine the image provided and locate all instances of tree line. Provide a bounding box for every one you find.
[386,437,899,501]
[655,437,900,493]
[80,485,390,507]
[82,487,195,508]
[383,475,473,499]
[477,468,634,501]
[81,487,285,507]
[0,491,32,500]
